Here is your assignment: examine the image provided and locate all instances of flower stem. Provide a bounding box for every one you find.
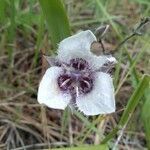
[113,17,150,52]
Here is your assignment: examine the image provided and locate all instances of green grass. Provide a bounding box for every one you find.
[0,0,150,149]
[51,145,108,150]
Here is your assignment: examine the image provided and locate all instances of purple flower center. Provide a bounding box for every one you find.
[57,58,93,95]
[70,58,89,70]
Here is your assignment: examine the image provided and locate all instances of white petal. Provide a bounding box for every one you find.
[57,30,97,63]
[86,55,117,70]
[88,55,108,70]
[37,67,71,109]
[106,55,117,64]
[76,72,115,116]
[57,30,116,71]
[43,55,57,66]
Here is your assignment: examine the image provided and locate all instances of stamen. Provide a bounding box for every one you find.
[60,78,71,87]
[58,58,93,94]
[82,80,91,89]
[70,58,89,70]
[58,74,72,91]
[76,86,79,97]
[79,77,93,94]
[77,60,80,70]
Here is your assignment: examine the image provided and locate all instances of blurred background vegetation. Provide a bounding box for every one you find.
[0,0,150,149]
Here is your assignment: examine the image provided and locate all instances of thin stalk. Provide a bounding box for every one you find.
[113,17,150,52]
[115,42,148,94]
[114,33,135,52]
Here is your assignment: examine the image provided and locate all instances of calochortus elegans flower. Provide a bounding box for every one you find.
[38,29,117,116]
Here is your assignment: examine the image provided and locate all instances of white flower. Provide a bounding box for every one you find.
[38,30,117,116]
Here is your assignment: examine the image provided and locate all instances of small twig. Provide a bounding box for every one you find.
[13,126,26,149]
[112,114,131,150]
[2,91,26,101]
[99,40,106,54]
[114,33,135,52]
[68,108,73,146]
[94,116,106,145]
[95,25,109,54]
[112,123,127,150]
[11,142,68,150]
[114,17,150,52]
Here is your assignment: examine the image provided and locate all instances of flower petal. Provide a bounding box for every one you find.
[43,55,61,67]
[76,72,115,116]
[57,30,116,71]
[85,55,117,71]
[38,67,71,109]
[57,30,97,63]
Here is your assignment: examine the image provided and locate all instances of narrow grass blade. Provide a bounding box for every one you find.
[141,87,150,149]
[95,0,120,37]
[39,0,71,49]
[0,0,7,23]
[60,107,70,139]
[102,74,150,143]
[33,14,44,67]
[74,110,99,133]
[51,144,108,150]
[71,16,120,27]
[115,42,148,94]
[119,75,149,125]
[7,0,16,67]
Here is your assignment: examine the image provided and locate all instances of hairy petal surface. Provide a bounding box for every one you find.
[76,72,115,116]
[57,30,96,63]
[57,30,116,70]
[88,55,116,70]
[38,67,71,109]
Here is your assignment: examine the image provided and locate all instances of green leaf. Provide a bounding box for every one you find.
[60,107,70,139]
[141,86,150,148]
[51,145,108,150]
[102,74,150,143]
[39,0,71,49]
[6,0,16,67]
[119,75,150,126]
[0,0,7,23]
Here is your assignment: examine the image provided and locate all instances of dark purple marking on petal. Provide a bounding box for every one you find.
[57,74,72,91]
[70,58,89,70]
[79,76,93,94]
[57,73,93,95]
[57,58,94,96]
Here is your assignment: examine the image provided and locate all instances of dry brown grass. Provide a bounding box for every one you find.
[0,0,149,149]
